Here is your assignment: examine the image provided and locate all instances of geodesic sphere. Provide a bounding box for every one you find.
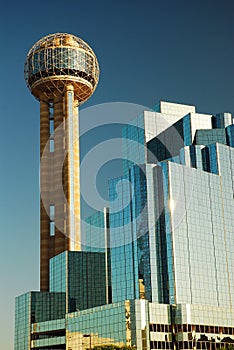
[24,33,100,103]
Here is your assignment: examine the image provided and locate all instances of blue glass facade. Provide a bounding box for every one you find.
[84,209,111,303]
[109,172,137,301]
[109,164,168,304]
[213,112,232,128]
[195,128,227,146]
[227,124,234,146]
[15,292,66,350]
[122,102,197,175]
[147,112,213,162]
[66,300,149,350]
[50,251,107,312]
[110,101,234,310]
[163,157,234,306]
[84,210,107,252]
[15,101,234,350]
[122,113,145,175]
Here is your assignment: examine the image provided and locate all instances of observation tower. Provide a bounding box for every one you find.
[25,33,99,291]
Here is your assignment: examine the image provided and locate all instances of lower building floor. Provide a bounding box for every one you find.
[15,294,234,350]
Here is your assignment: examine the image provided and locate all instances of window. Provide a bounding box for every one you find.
[49,115,54,153]
[50,140,54,153]
[50,205,55,236]
[50,222,55,236]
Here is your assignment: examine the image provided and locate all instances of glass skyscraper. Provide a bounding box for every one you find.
[15,101,234,350]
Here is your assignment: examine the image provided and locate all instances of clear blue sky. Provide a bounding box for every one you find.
[0,0,234,348]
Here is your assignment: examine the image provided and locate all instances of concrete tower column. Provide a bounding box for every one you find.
[39,100,51,291]
[64,85,81,251]
[53,97,68,258]
[39,91,82,291]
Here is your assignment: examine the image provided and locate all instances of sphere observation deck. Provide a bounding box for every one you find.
[24,33,100,103]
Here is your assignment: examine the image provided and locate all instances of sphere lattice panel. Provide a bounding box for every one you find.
[25,33,100,103]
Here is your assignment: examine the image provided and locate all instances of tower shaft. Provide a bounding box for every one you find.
[40,85,81,291]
